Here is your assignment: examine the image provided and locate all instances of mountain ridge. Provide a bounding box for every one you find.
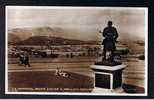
[12,36,99,45]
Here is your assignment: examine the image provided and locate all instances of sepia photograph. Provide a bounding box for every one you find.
[5,6,147,96]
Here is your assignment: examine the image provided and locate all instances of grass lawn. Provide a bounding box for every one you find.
[8,71,94,92]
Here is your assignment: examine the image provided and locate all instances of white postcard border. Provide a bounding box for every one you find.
[5,6,148,96]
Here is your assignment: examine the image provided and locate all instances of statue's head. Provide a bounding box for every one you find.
[108,21,112,27]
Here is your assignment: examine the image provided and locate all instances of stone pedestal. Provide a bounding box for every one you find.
[91,64,126,90]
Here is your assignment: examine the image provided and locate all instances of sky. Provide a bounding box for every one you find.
[7,6,147,41]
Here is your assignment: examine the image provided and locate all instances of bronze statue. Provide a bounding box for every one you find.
[99,21,120,65]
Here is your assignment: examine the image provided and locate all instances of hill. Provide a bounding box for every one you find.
[8,27,99,45]
[14,36,98,45]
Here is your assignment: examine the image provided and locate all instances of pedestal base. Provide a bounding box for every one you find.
[91,64,126,90]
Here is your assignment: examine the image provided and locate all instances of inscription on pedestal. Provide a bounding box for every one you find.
[95,73,110,89]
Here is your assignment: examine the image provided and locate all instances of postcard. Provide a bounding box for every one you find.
[5,6,148,96]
